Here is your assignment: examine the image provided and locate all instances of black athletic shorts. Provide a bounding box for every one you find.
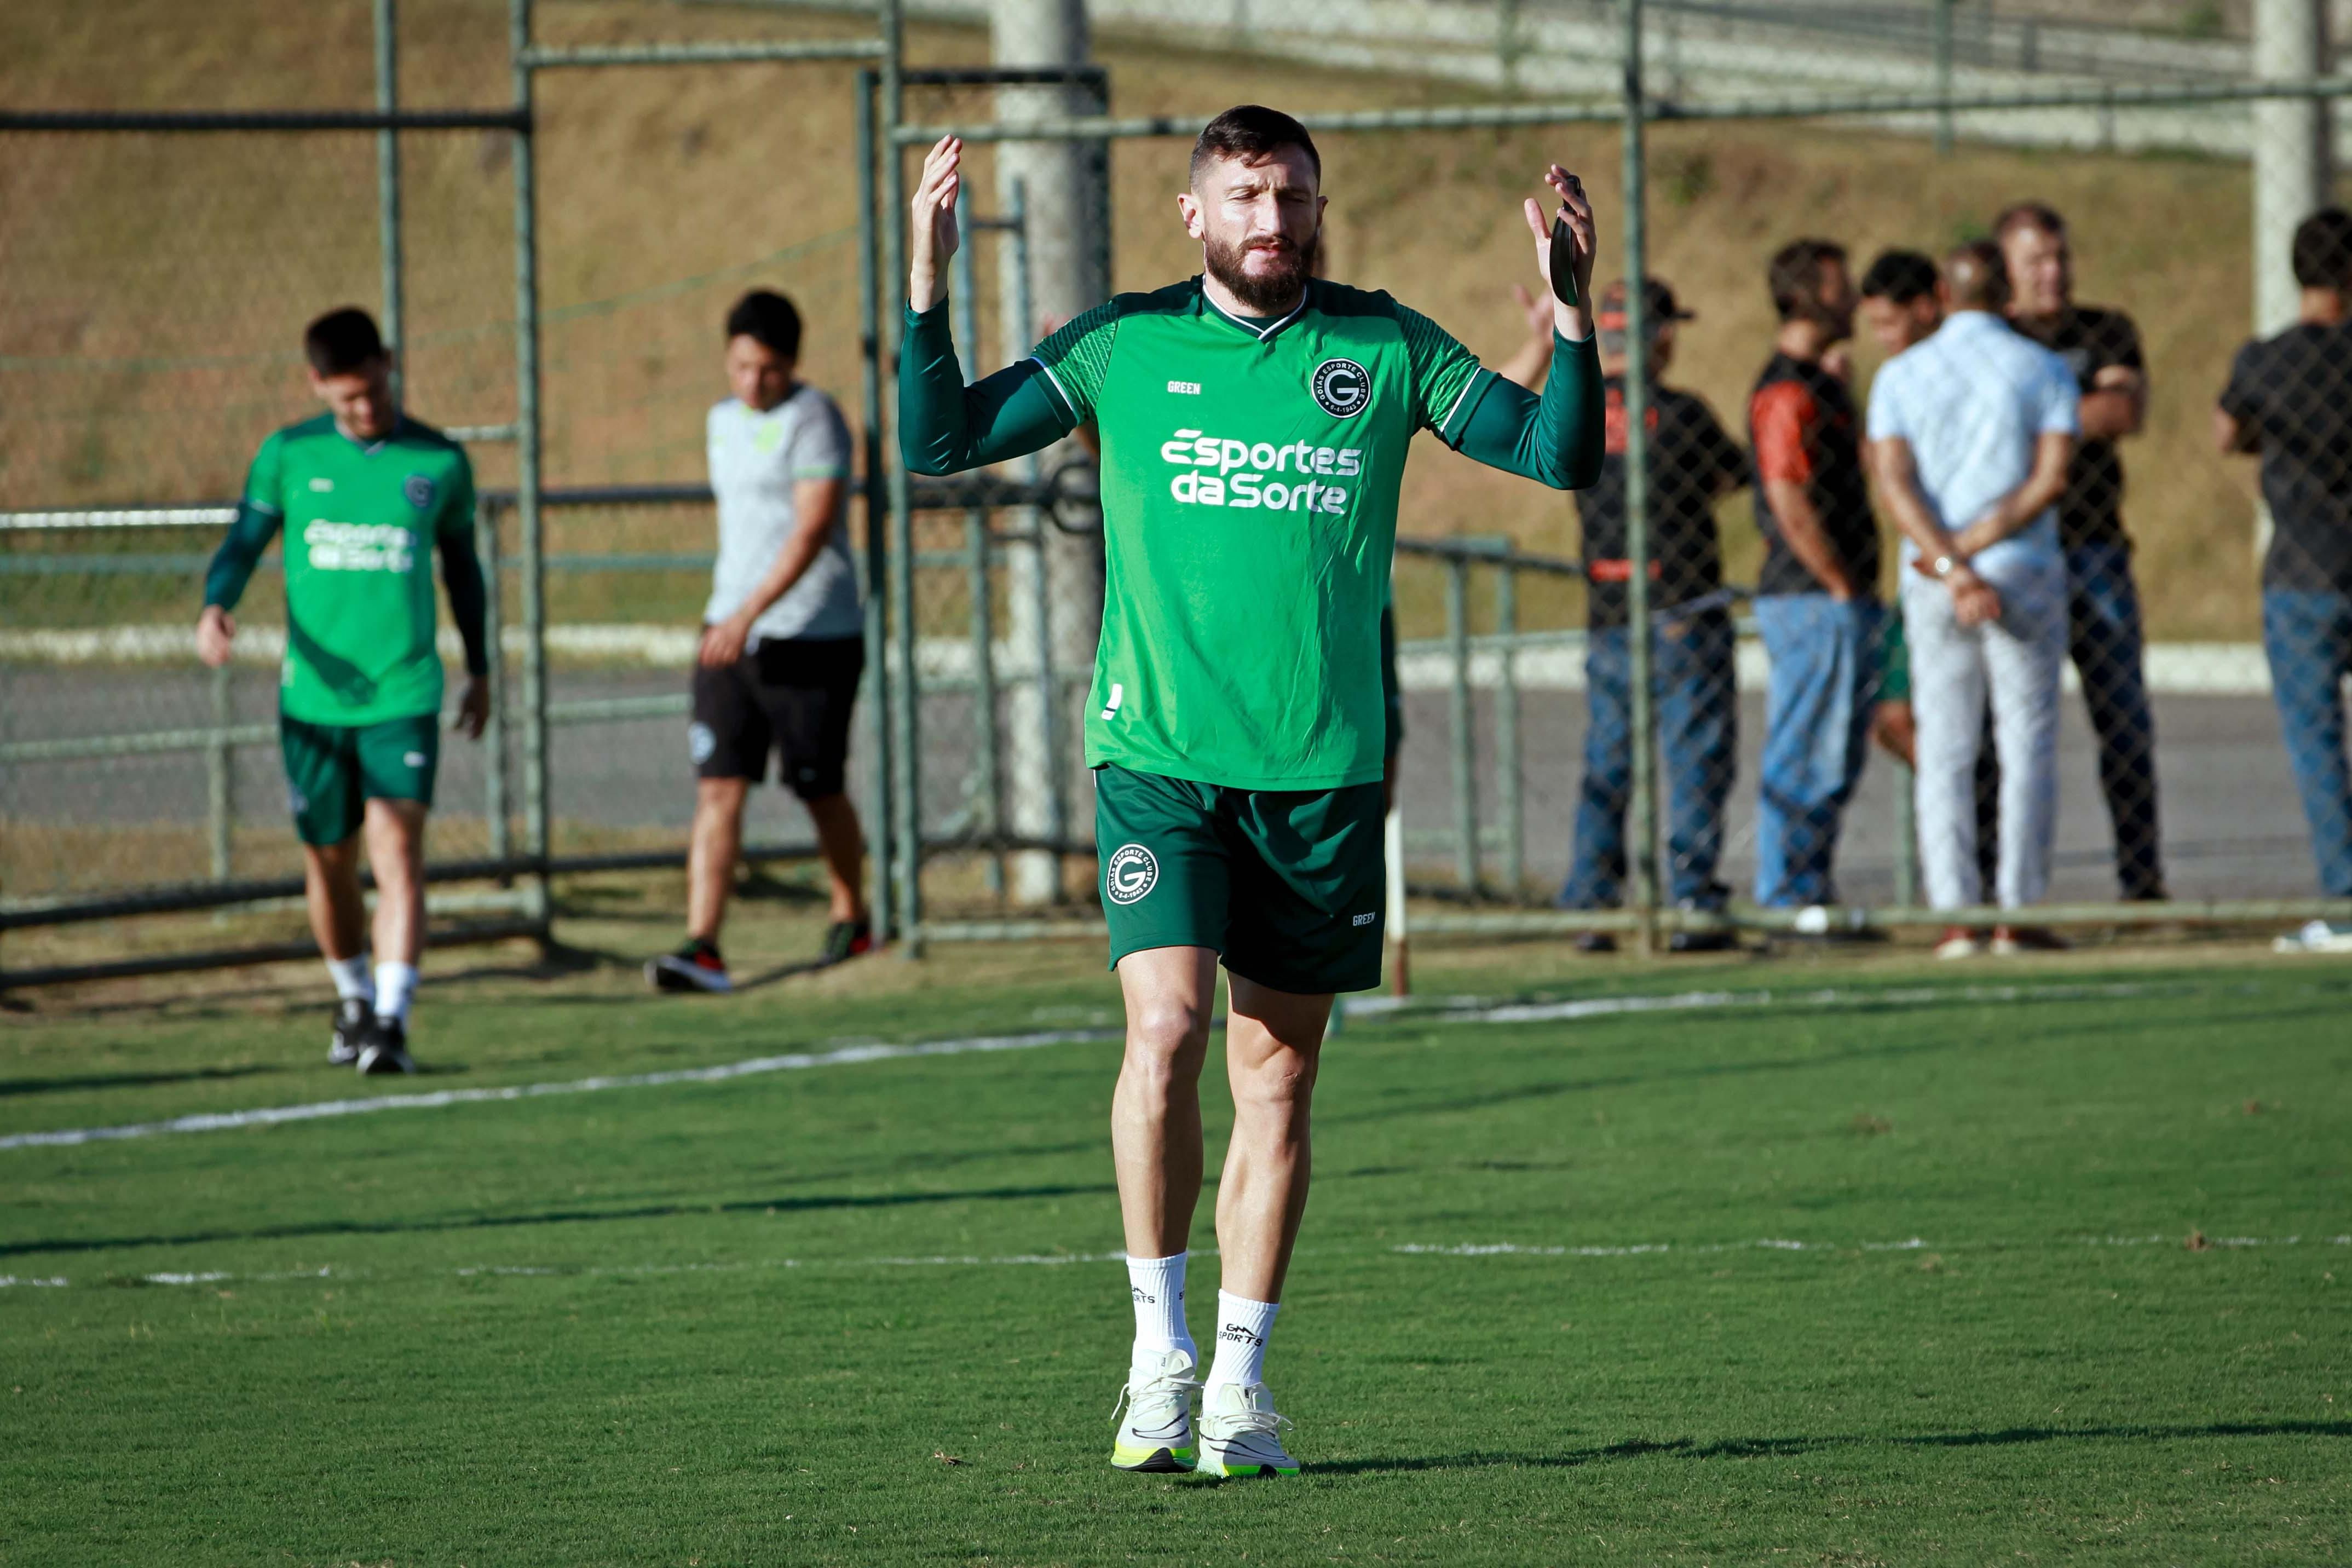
[689,635,864,799]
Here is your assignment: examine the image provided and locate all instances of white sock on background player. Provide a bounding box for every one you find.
[1205,1290,1278,1390]
[326,954,373,1005]
[1127,1252,1195,1370]
[374,961,418,1024]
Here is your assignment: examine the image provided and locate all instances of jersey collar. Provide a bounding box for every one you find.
[1197,276,1310,344]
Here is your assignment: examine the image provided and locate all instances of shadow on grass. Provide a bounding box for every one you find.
[0,1063,283,1098]
[1312,1419,2352,1474]
[0,1179,1119,1260]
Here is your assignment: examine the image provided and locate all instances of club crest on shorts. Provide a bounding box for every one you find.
[403,472,437,510]
[1310,358,1370,419]
[1105,843,1159,906]
[688,721,717,765]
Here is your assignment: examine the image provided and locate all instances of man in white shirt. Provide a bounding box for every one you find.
[1865,242,2078,957]
[647,289,873,991]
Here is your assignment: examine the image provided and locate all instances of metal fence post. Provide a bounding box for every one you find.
[880,0,924,953]
[1495,560,1524,898]
[510,0,552,932]
[374,0,403,400]
[207,662,234,882]
[951,187,1005,896]
[1933,0,1956,156]
[1445,555,1480,896]
[1008,176,1068,885]
[855,68,898,941]
[1620,0,1661,954]
[478,496,511,872]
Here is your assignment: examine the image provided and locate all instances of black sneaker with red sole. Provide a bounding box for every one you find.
[820,919,874,967]
[647,938,732,994]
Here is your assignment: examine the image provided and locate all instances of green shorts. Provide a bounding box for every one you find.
[279,711,440,846]
[1093,764,1386,995]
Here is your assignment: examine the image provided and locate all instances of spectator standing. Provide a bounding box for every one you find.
[1859,250,2001,896]
[2216,207,2352,950]
[645,290,873,992]
[1557,278,1748,952]
[1866,243,2077,957]
[1997,203,2167,901]
[1748,240,1883,916]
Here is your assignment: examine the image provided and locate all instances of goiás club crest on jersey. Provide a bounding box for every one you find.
[1104,843,1159,906]
[1310,357,1370,419]
[403,472,438,511]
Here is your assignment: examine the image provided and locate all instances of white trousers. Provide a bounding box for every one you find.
[1901,555,2068,911]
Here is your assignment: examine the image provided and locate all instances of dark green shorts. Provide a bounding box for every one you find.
[280,711,440,846]
[1093,764,1386,996]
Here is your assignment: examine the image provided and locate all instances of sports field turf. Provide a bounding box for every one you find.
[3,940,2347,1564]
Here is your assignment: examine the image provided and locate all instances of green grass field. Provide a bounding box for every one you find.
[4,935,2348,1565]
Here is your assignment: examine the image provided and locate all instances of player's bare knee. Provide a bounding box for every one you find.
[1125,1002,1210,1076]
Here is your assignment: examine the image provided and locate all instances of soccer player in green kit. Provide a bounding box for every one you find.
[198,308,490,1076]
[901,106,1602,1476]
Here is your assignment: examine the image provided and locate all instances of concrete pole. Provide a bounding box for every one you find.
[2250,0,2330,564]
[993,0,1106,903]
[2252,0,2331,336]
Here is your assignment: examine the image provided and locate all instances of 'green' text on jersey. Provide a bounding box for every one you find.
[1033,278,1493,791]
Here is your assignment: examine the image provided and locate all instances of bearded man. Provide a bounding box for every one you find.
[898,104,1604,1477]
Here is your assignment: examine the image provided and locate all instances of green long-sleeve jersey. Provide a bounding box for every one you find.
[901,275,1601,791]
[204,412,487,727]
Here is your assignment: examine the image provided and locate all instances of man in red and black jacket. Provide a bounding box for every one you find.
[1559,277,1749,951]
[1748,238,1886,915]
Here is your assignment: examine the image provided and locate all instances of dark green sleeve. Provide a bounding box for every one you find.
[896,301,1075,476]
[203,436,286,610]
[1448,332,1606,491]
[435,456,490,677]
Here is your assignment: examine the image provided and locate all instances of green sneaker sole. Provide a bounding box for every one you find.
[1200,1457,1299,1478]
[1110,1443,1197,1473]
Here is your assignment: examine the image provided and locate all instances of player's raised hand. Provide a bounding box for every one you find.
[195,603,235,668]
[908,135,964,313]
[1520,165,1596,341]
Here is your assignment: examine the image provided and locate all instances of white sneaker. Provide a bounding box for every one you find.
[1934,927,1982,960]
[2274,919,2352,954]
[1197,1380,1299,1477]
[1109,1347,1199,1473]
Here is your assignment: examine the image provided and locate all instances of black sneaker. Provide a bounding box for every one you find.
[1573,931,1617,954]
[1669,929,1739,953]
[330,997,373,1066]
[820,918,875,967]
[647,938,731,994]
[355,1015,418,1076]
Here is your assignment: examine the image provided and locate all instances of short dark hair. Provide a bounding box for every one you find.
[1859,249,1940,305]
[303,307,386,376]
[1766,239,1848,321]
[1190,104,1321,188]
[2291,207,2352,290]
[1944,238,2011,309]
[1992,201,2067,244]
[725,289,803,359]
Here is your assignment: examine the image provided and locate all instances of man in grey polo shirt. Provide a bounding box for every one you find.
[1865,242,2077,958]
[647,289,873,991]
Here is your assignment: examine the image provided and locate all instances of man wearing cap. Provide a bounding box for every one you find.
[1559,278,1749,950]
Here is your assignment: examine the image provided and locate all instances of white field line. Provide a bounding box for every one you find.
[0,1028,1119,1152]
[9,1236,2344,1292]
[0,981,2185,1155]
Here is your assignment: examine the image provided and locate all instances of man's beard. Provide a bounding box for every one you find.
[1204,228,1317,314]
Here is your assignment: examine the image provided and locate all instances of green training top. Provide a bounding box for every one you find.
[204,413,487,727]
[901,275,1601,791]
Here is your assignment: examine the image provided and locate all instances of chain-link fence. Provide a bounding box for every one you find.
[9,0,2352,984]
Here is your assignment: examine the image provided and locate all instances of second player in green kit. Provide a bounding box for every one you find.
[200,307,489,1076]
[900,105,1603,1478]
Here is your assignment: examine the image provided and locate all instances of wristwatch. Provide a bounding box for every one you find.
[1930,554,1957,580]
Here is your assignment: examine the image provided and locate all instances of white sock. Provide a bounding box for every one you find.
[1205,1289,1279,1391]
[1126,1253,1195,1368]
[325,954,373,1004]
[373,962,418,1024]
